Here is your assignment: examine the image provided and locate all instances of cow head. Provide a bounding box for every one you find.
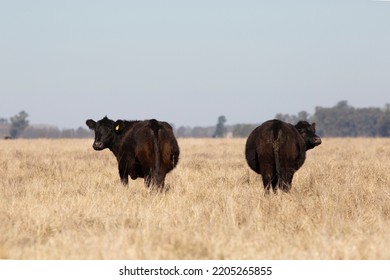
[295,121,322,150]
[86,116,116,150]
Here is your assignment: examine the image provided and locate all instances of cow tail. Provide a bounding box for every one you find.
[272,129,282,190]
[149,119,161,186]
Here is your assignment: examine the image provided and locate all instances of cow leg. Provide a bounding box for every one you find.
[260,162,274,195]
[121,176,129,185]
[144,174,152,188]
[143,167,154,188]
[261,174,273,195]
[271,175,279,194]
[285,173,294,192]
[155,168,167,189]
[279,172,293,192]
[151,169,161,189]
[156,175,166,191]
[118,156,132,186]
[264,186,271,195]
[145,171,165,190]
[119,160,139,186]
[118,168,129,185]
[121,158,144,186]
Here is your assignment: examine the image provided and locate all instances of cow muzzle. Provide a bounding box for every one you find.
[313,137,322,146]
[93,141,105,150]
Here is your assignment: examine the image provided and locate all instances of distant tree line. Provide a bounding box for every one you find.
[176,101,390,138]
[22,125,92,138]
[276,101,390,137]
[176,115,231,138]
[3,101,390,139]
[175,125,216,138]
[0,122,92,139]
[0,111,92,139]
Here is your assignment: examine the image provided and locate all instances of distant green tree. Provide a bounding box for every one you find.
[213,115,227,138]
[275,113,295,123]
[176,126,189,138]
[272,100,390,137]
[354,107,382,137]
[312,101,389,137]
[275,111,310,124]
[378,104,390,137]
[314,101,357,136]
[10,111,29,138]
[297,111,310,121]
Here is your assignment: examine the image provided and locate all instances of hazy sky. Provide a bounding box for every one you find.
[1,0,389,129]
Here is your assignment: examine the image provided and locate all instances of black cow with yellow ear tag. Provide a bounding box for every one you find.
[86,116,180,189]
[113,120,126,134]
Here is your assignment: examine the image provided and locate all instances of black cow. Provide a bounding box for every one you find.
[86,116,180,188]
[245,119,321,194]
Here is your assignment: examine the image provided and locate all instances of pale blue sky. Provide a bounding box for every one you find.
[1,0,389,128]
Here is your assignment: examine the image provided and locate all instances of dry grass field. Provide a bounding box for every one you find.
[1,137,390,260]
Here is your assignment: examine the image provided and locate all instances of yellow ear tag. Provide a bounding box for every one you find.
[115,125,120,131]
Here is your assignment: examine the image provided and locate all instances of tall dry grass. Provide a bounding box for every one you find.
[0,138,390,259]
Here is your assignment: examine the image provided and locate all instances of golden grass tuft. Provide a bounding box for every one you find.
[1,138,390,259]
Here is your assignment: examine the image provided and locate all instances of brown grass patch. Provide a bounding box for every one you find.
[1,138,390,259]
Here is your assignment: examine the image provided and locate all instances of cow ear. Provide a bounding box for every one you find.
[114,120,124,134]
[311,122,316,130]
[86,119,96,130]
[294,121,304,132]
